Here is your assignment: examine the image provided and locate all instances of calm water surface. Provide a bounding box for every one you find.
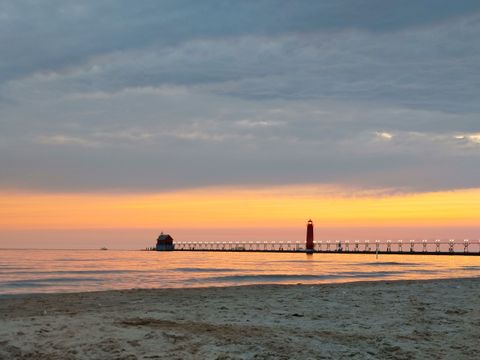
[0,249,479,295]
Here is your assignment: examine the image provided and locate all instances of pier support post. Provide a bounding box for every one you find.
[365,240,370,252]
[449,239,455,253]
[336,240,342,252]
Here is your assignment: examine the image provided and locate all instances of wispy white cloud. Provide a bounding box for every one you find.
[454,132,480,144]
[36,134,100,148]
[375,132,394,141]
[470,134,480,143]
[234,119,285,128]
[92,129,154,142]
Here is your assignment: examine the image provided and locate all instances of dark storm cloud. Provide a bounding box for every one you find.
[0,1,479,193]
[1,0,479,83]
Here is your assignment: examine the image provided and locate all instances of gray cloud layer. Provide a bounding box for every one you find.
[1,1,479,192]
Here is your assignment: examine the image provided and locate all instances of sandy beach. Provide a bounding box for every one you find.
[0,278,478,360]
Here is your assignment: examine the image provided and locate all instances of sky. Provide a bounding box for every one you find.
[1,1,479,248]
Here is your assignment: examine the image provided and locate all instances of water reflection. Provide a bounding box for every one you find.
[0,250,478,295]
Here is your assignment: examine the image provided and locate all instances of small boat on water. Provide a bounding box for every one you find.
[100,247,108,250]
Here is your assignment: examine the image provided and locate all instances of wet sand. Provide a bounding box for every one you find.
[0,278,479,359]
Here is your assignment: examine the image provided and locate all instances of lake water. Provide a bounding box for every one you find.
[0,249,479,295]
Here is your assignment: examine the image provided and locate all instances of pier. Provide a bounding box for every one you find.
[171,239,480,255]
[156,220,480,255]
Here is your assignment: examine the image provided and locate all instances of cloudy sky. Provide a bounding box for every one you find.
[1,1,479,247]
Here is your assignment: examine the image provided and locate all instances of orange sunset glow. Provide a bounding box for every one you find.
[2,186,479,231]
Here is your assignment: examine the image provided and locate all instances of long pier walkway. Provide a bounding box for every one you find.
[171,239,480,256]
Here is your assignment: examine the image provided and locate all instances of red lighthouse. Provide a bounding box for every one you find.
[306,219,314,254]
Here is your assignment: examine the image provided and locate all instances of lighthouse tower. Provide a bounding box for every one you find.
[306,219,314,254]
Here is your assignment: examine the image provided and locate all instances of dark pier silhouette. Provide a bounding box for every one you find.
[155,221,480,255]
[171,239,480,255]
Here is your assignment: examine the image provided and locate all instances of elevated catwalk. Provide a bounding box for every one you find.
[171,239,480,255]
[157,220,479,255]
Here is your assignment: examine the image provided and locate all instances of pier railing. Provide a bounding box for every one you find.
[171,239,480,255]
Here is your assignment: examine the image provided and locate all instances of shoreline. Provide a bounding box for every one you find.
[1,277,479,359]
[1,275,479,299]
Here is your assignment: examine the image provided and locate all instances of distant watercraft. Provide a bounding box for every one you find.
[100,247,108,250]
